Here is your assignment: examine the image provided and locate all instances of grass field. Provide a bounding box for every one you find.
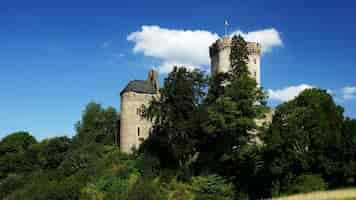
[272,188,356,200]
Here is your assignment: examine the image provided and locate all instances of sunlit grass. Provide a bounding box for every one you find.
[272,188,356,200]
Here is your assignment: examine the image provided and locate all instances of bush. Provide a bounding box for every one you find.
[191,175,235,200]
[285,174,327,195]
[167,181,194,200]
[0,174,25,199]
[135,153,160,179]
[128,178,164,200]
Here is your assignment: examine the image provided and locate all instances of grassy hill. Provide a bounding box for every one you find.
[273,188,356,200]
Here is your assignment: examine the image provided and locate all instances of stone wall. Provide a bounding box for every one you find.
[120,91,156,153]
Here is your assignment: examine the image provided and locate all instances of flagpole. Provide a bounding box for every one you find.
[224,20,229,37]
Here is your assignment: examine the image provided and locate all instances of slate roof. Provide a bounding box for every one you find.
[120,80,157,95]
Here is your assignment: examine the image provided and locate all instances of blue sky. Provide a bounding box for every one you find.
[1,0,355,140]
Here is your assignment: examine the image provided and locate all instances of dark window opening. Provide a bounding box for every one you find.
[137,127,140,137]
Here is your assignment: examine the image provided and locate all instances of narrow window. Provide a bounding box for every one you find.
[254,59,257,64]
[137,127,140,137]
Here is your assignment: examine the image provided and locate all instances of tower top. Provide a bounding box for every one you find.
[209,36,262,85]
[209,36,261,58]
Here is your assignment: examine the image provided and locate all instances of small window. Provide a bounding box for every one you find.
[254,71,257,77]
[136,108,141,115]
[254,59,257,64]
[137,127,140,137]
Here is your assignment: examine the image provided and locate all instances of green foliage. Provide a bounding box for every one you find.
[230,34,250,79]
[285,174,327,195]
[263,88,346,196]
[40,136,71,169]
[74,102,118,146]
[197,35,268,200]
[167,180,194,200]
[135,152,160,179]
[128,178,164,200]
[0,131,37,177]
[142,67,207,168]
[0,174,25,199]
[190,175,235,200]
[0,131,36,152]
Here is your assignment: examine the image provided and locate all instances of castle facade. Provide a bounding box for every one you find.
[120,36,262,153]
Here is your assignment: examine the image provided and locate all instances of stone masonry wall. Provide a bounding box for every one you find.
[120,91,156,153]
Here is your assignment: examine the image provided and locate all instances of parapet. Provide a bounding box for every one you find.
[209,37,261,57]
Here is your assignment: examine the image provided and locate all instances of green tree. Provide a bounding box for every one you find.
[230,35,250,79]
[190,175,235,200]
[0,131,37,177]
[142,67,207,169]
[339,118,356,186]
[198,35,268,179]
[263,88,344,194]
[74,102,118,146]
[40,136,71,169]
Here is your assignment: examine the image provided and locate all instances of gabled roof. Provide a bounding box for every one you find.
[120,80,157,95]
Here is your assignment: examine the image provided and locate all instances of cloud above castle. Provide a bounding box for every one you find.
[268,84,314,102]
[127,25,283,74]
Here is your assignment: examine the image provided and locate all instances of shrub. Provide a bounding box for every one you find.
[190,175,235,200]
[167,180,193,200]
[285,174,327,195]
[128,178,164,200]
[0,174,25,199]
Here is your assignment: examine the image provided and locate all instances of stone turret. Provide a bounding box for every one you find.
[209,36,262,85]
[119,69,159,153]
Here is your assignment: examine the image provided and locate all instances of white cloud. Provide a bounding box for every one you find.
[128,25,282,74]
[342,86,356,100]
[155,61,200,74]
[231,28,283,53]
[268,84,314,102]
[128,26,219,66]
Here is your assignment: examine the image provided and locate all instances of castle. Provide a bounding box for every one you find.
[120,36,262,153]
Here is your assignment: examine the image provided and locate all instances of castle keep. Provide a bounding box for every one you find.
[210,37,262,85]
[120,36,262,153]
[120,70,159,153]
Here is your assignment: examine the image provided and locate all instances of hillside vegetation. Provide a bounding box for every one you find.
[1,35,356,200]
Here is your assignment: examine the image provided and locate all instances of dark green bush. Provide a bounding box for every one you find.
[285,174,327,195]
[191,175,235,200]
[0,174,25,199]
[128,179,164,200]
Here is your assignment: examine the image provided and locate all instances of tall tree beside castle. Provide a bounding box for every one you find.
[141,67,207,168]
[199,35,268,191]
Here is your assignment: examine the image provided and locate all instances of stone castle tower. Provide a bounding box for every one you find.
[210,36,262,85]
[120,69,159,153]
[120,36,264,153]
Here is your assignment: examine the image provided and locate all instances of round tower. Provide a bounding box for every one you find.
[120,69,159,153]
[209,36,262,85]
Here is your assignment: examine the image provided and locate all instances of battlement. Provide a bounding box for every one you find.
[209,37,261,57]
